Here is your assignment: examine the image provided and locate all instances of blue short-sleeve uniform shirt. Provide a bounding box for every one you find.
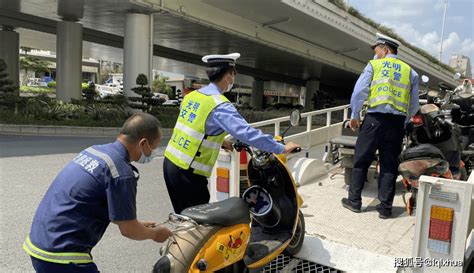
[29,140,139,253]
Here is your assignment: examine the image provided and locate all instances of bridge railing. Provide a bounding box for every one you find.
[209,104,351,201]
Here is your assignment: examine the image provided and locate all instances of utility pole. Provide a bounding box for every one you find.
[439,0,448,61]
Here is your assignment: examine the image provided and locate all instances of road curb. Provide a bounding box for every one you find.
[0,124,174,137]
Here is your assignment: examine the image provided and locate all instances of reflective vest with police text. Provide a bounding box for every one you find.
[368,57,411,114]
[164,91,229,177]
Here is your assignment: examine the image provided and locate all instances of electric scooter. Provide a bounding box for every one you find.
[153,110,305,273]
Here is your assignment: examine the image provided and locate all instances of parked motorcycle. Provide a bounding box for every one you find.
[422,74,473,176]
[152,110,305,273]
[399,103,467,215]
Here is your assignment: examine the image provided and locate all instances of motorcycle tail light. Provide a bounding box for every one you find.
[428,205,453,254]
[411,115,423,125]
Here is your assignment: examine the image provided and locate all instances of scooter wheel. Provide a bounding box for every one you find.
[283,210,305,256]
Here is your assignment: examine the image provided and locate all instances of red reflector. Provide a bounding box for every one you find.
[240,151,248,164]
[411,115,423,125]
[216,177,229,193]
[429,218,453,242]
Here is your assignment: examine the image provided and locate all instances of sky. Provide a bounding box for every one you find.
[348,0,474,76]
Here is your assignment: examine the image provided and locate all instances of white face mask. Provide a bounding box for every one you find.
[225,75,234,92]
[136,141,160,164]
[373,54,379,60]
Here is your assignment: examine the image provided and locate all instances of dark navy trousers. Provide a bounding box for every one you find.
[348,113,405,211]
[31,256,100,273]
[163,157,210,214]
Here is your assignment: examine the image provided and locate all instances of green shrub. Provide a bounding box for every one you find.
[0,95,131,127]
[0,59,17,95]
[20,86,55,94]
[130,74,153,112]
[98,94,128,106]
[149,106,180,128]
[85,103,129,122]
[47,81,56,88]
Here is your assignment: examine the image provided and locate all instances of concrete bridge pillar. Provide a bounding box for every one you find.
[251,78,264,109]
[123,13,152,98]
[56,21,83,102]
[0,25,19,95]
[305,80,320,110]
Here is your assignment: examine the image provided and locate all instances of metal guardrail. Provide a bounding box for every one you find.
[210,104,351,202]
[250,105,350,137]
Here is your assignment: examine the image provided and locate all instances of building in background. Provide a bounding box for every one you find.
[449,54,472,78]
[19,48,100,85]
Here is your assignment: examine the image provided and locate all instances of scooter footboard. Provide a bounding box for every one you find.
[153,225,219,273]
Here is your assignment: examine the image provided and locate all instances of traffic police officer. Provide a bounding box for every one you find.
[341,33,419,219]
[24,113,172,273]
[163,52,301,213]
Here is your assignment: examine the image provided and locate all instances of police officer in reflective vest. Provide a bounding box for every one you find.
[163,53,301,213]
[341,33,419,219]
[24,113,172,273]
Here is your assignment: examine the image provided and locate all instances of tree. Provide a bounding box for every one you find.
[152,75,174,99]
[19,56,51,85]
[131,74,153,112]
[0,59,20,114]
[0,59,16,95]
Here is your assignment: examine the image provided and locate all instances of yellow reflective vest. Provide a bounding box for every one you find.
[368,58,411,114]
[164,91,230,177]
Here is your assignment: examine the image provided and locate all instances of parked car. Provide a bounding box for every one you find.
[162,99,180,106]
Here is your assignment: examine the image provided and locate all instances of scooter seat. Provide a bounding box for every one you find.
[330,135,358,147]
[181,197,251,227]
[399,144,445,162]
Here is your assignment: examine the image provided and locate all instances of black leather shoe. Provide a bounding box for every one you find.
[378,211,392,219]
[376,205,392,219]
[341,198,361,213]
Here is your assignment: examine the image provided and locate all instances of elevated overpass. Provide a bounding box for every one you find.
[0,0,457,108]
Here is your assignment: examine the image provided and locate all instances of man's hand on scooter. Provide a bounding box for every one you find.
[349,119,360,132]
[283,142,301,154]
[221,139,234,152]
[152,225,173,243]
[141,220,157,228]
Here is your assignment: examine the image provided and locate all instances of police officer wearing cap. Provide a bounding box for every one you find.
[24,113,172,273]
[341,33,419,219]
[163,53,301,213]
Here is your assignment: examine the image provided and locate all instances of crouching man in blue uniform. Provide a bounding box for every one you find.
[23,113,172,273]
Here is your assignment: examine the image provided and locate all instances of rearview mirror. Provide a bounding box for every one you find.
[421,75,429,83]
[290,109,301,127]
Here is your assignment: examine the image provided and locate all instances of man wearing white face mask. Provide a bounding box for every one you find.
[24,113,172,273]
[163,52,301,213]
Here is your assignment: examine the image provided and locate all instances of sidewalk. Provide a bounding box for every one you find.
[0,124,174,137]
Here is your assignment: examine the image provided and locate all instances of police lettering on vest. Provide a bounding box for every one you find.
[171,133,191,150]
[368,58,411,114]
[164,91,230,177]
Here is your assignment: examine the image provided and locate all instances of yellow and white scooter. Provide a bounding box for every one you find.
[153,110,305,273]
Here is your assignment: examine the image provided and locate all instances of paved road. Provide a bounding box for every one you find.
[0,133,327,272]
[0,134,171,158]
[0,136,174,272]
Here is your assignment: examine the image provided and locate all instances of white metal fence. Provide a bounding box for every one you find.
[209,104,351,201]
